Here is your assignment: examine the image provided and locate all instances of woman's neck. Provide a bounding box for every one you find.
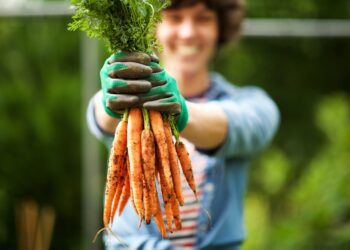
[167,67,211,98]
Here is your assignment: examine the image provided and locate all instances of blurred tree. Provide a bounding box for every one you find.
[0,17,82,249]
[242,94,350,250]
[247,0,350,18]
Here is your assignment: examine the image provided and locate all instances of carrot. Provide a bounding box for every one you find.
[103,153,122,228]
[111,155,127,222]
[175,141,197,198]
[170,193,182,230]
[141,129,156,189]
[113,111,128,156]
[129,183,137,214]
[162,190,173,233]
[118,169,130,216]
[127,108,144,221]
[124,155,137,214]
[140,110,155,228]
[164,120,184,206]
[103,110,129,227]
[110,174,123,222]
[153,189,167,238]
[141,108,157,216]
[149,110,173,199]
[168,115,197,199]
[143,177,152,224]
[156,157,174,233]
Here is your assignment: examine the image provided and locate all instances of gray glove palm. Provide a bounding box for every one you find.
[100,51,154,117]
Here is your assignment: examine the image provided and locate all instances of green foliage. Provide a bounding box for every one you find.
[255,149,291,196]
[68,0,170,53]
[0,18,82,249]
[247,0,350,18]
[244,193,270,250]
[215,38,350,171]
[243,94,350,250]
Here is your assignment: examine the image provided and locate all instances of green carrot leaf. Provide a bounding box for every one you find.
[68,0,170,53]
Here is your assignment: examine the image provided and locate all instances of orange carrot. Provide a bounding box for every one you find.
[118,169,130,216]
[170,193,182,230]
[175,141,197,198]
[143,177,152,224]
[141,129,156,189]
[127,108,144,221]
[149,110,173,199]
[125,156,137,214]
[141,108,157,216]
[153,189,167,238]
[129,183,137,214]
[103,110,129,228]
[156,158,174,233]
[164,120,184,206]
[113,117,128,156]
[110,175,124,222]
[111,155,127,222]
[103,153,122,228]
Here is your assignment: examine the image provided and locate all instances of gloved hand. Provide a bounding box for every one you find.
[140,62,189,132]
[100,51,156,117]
[100,51,188,131]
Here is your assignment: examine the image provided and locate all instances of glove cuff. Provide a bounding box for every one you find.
[176,97,188,132]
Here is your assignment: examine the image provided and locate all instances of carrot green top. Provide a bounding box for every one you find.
[68,0,169,53]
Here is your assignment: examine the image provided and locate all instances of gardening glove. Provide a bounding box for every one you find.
[140,62,189,132]
[100,51,158,118]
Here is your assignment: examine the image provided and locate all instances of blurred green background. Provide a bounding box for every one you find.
[0,0,349,249]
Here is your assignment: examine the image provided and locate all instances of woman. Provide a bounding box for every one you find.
[87,0,280,249]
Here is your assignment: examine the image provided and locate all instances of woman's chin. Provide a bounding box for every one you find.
[174,61,203,76]
[177,67,201,77]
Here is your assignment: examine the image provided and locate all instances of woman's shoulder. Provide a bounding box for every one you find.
[209,72,266,99]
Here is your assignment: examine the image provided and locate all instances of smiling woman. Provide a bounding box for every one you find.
[87,0,279,249]
[157,0,245,97]
[157,3,219,83]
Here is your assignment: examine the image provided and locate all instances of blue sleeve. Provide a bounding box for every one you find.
[86,90,114,148]
[105,202,180,250]
[209,86,280,158]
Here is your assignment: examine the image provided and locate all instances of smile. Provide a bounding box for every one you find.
[177,45,200,56]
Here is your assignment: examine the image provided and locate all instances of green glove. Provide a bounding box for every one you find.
[100,51,154,118]
[140,62,188,132]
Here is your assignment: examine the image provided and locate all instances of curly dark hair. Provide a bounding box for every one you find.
[166,0,245,47]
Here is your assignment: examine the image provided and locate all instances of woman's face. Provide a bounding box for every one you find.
[157,3,218,76]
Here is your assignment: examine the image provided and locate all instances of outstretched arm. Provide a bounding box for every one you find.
[182,86,280,158]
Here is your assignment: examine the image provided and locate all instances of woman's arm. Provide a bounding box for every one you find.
[94,90,119,134]
[181,101,228,150]
[93,92,229,150]
[91,92,229,151]
[183,87,280,157]
[90,85,279,158]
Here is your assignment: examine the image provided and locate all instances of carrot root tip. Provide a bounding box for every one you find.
[92,227,107,243]
[137,217,143,229]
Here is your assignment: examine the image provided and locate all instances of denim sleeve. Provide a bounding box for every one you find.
[207,86,280,158]
[104,202,180,250]
[86,90,114,148]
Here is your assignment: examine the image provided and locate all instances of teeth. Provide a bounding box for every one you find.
[177,45,199,56]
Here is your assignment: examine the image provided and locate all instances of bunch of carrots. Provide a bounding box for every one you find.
[69,0,195,240]
[103,107,196,237]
